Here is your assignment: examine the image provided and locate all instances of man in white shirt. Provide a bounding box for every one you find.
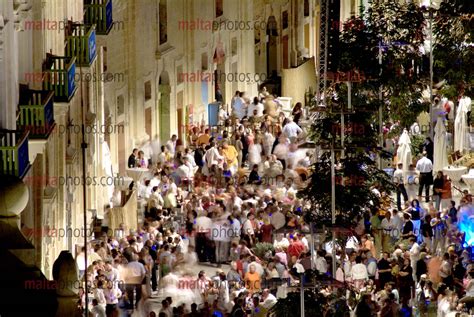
[166,134,177,156]
[282,117,303,140]
[416,152,433,202]
[149,172,161,189]
[212,216,231,265]
[408,237,421,281]
[261,289,278,309]
[343,251,357,282]
[232,92,247,120]
[381,211,393,252]
[76,247,87,279]
[176,157,193,181]
[90,298,106,317]
[247,97,264,118]
[351,256,368,289]
[393,163,409,211]
[273,233,290,250]
[314,250,328,274]
[121,251,146,308]
[390,209,403,241]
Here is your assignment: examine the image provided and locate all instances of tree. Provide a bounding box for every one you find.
[433,0,474,99]
[299,1,436,227]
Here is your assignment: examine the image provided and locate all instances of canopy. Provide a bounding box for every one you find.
[396,129,412,178]
[454,96,471,153]
[433,117,448,174]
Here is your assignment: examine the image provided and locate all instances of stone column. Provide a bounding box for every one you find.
[52,251,80,317]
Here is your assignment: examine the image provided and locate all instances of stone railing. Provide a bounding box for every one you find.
[107,190,138,233]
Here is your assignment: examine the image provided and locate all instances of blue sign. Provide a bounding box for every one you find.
[89,29,97,63]
[208,102,220,126]
[106,0,113,30]
[68,62,76,96]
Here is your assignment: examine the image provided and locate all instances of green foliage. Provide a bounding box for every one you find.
[251,242,274,260]
[433,0,474,96]
[410,134,426,159]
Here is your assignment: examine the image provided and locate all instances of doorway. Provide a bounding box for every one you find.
[117,122,125,173]
[266,16,278,78]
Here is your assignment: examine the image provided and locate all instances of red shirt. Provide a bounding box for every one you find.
[288,241,305,258]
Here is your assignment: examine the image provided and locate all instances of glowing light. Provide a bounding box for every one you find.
[458,205,474,246]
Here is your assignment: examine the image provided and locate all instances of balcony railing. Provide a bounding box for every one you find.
[0,130,30,179]
[17,89,55,139]
[84,0,113,35]
[66,23,96,66]
[42,55,77,102]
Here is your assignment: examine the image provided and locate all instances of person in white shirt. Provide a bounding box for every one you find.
[90,298,107,317]
[104,280,122,315]
[416,152,433,202]
[203,141,224,176]
[121,251,146,308]
[212,216,232,264]
[93,281,107,310]
[273,233,290,250]
[393,163,409,211]
[176,157,193,181]
[247,97,264,118]
[149,172,161,188]
[282,117,302,140]
[351,256,368,289]
[390,209,403,241]
[408,237,421,281]
[343,251,357,282]
[158,145,170,165]
[166,134,177,156]
[76,247,87,279]
[232,92,247,120]
[261,289,278,309]
[381,211,393,252]
[314,250,328,274]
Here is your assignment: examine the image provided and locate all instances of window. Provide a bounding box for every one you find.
[216,0,223,18]
[282,11,288,29]
[304,0,309,17]
[159,0,167,45]
[144,81,152,100]
[231,37,237,56]
[177,65,184,84]
[117,95,124,116]
[103,47,107,72]
[201,53,208,71]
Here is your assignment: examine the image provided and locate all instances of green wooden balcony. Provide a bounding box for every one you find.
[84,0,113,35]
[66,23,96,66]
[17,89,55,139]
[0,129,30,179]
[42,55,77,102]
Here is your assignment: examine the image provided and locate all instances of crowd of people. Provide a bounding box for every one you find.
[76,87,474,317]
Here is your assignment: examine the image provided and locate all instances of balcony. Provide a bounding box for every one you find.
[17,88,55,139]
[66,23,96,66]
[84,0,113,35]
[42,55,77,102]
[0,130,30,179]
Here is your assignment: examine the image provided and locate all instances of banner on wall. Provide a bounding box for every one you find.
[187,104,194,125]
[208,102,220,126]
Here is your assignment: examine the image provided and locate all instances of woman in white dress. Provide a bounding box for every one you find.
[273,135,290,169]
[262,129,275,157]
[248,132,262,166]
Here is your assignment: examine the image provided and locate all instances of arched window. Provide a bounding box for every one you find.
[216,0,223,17]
